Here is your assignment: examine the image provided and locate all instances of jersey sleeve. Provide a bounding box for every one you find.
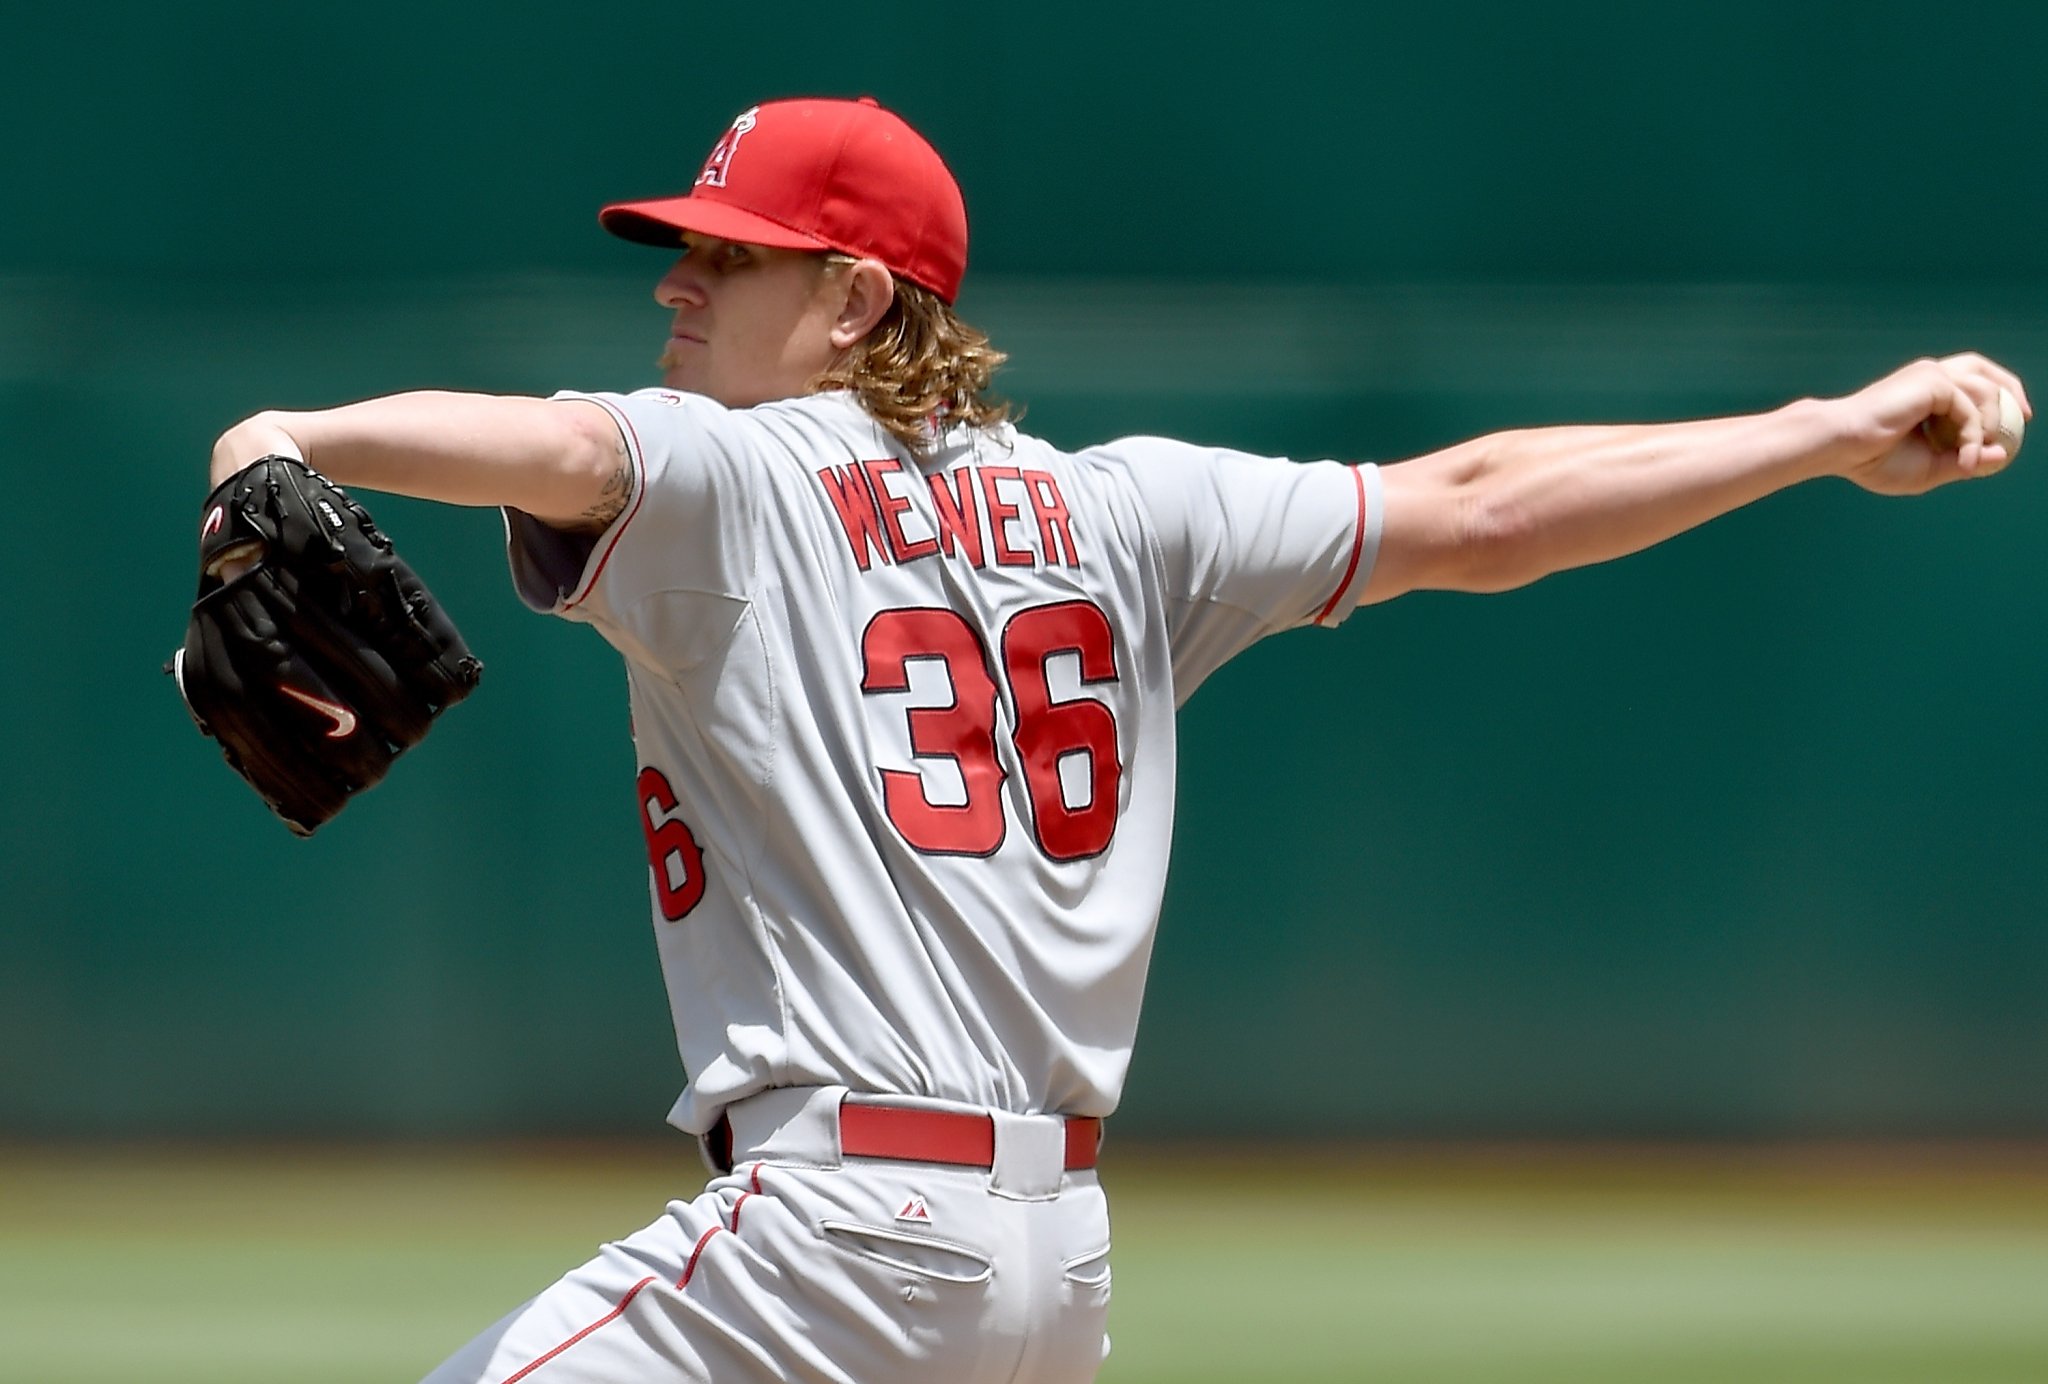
[502,388,760,669]
[1086,436,1382,696]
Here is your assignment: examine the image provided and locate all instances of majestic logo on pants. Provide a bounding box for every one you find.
[894,1196,932,1224]
[696,108,759,189]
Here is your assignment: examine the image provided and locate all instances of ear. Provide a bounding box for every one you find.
[827,258,896,349]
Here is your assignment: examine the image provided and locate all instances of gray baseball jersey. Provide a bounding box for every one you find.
[504,389,1382,1136]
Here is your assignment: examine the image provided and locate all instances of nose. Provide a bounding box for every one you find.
[654,253,704,309]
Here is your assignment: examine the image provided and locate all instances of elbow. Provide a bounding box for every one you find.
[1443,474,1545,594]
[530,400,630,525]
[559,403,625,491]
[1384,431,1581,596]
[209,411,302,487]
[1381,436,1546,597]
[557,405,618,491]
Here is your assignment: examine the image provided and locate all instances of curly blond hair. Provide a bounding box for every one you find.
[810,263,1013,458]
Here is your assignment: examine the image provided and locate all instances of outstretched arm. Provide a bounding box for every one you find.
[210,392,632,533]
[1362,354,2028,604]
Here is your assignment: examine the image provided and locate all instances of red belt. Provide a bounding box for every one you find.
[839,1100,1102,1171]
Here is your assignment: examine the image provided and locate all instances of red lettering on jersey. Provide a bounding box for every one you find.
[862,457,939,564]
[817,464,890,571]
[928,470,984,566]
[1003,601,1122,861]
[1023,470,1079,568]
[637,766,707,920]
[861,609,1007,855]
[861,600,1126,862]
[978,466,1033,567]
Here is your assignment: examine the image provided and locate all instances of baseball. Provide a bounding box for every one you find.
[1921,386,2025,460]
[1995,386,2026,458]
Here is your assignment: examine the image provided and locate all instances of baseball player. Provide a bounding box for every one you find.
[207,97,2026,1384]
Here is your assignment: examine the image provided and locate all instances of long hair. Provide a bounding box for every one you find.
[810,267,1013,458]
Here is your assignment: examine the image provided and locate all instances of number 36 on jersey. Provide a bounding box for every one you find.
[636,596,1126,920]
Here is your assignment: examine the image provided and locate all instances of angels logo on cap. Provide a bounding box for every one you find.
[695,107,758,190]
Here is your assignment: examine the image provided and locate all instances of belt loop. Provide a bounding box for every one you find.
[716,1087,847,1168]
[988,1111,1065,1201]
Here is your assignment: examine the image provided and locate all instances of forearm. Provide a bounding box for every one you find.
[1365,354,2026,603]
[1422,399,1844,592]
[210,391,628,528]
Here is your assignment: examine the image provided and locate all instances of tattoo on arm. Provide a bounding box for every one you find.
[576,464,631,528]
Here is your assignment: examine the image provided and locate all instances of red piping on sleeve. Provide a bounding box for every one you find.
[565,400,649,611]
[1314,465,1370,626]
[679,1226,724,1288]
[498,1275,658,1384]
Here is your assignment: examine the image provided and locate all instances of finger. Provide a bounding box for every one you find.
[1942,351,2030,420]
[1959,377,1996,472]
[1920,377,1987,469]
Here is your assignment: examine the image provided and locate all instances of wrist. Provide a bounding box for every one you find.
[1776,396,1874,481]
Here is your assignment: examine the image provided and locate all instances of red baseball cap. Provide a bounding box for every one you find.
[600,97,969,304]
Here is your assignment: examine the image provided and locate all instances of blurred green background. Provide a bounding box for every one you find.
[4,0,2046,1146]
[5,3,2047,1382]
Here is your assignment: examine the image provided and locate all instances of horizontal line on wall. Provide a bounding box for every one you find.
[4,274,2044,402]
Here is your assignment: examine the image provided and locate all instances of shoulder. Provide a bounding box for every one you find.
[556,386,866,433]
[1078,434,1224,474]
[1072,435,1276,516]
[559,388,892,474]
[745,391,911,466]
[752,390,893,436]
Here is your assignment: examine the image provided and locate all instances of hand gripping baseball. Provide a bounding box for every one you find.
[167,455,484,835]
[1841,353,2031,496]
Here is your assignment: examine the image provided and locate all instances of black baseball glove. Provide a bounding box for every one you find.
[167,455,483,836]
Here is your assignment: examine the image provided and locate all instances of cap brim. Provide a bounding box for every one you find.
[599,195,833,252]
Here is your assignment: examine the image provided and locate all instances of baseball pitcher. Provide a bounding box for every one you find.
[193,97,2027,1384]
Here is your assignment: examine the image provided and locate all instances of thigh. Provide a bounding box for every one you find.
[415,1175,791,1384]
[417,1164,1114,1384]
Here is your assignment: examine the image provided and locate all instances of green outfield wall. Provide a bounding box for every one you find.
[3,0,2044,1138]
